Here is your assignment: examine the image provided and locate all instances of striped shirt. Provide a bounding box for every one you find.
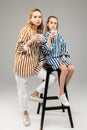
[41,32,71,70]
[14,26,44,77]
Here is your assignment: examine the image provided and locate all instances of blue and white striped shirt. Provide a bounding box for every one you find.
[41,32,71,70]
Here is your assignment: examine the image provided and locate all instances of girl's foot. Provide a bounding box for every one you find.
[59,93,70,106]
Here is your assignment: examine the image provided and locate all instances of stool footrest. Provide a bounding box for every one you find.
[42,96,58,100]
[45,106,68,111]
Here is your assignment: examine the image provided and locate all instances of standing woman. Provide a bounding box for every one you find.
[14,9,56,127]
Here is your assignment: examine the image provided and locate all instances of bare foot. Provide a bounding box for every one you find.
[31,90,39,97]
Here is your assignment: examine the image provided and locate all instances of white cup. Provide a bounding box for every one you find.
[51,30,57,35]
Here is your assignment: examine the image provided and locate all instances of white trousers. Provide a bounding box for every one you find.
[15,68,56,111]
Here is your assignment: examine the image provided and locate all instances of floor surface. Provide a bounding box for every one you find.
[0,82,87,130]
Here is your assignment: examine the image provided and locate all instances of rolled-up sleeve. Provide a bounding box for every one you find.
[41,33,53,55]
[16,27,31,54]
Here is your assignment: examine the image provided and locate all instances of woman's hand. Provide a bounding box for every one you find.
[32,34,43,43]
[27,34,43,45]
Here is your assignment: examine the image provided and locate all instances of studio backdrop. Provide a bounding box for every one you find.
[0,0,87,88]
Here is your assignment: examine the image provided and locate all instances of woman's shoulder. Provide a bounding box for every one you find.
[20,26,28,32]
[19,26,31,36]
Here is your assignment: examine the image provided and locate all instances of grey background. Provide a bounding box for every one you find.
[0,0,87,86]
[0,0,87,129]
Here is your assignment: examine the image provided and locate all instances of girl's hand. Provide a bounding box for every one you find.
[49,32,55,40]
[47,31,57,47]
[49,30,57,40]
[61,55,66,61]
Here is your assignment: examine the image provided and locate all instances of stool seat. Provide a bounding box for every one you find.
[37,63,74,130]
[43,63,53,70]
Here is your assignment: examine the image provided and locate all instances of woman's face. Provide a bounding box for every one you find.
[47,17,58,31]
[31,11,42,27]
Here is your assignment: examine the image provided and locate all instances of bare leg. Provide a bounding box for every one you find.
[59,65,67,95]
[24,110,29,115]
[23,110,30,127]
[65,65,75,86]
[58,65,70,106]
[31,90,39,97]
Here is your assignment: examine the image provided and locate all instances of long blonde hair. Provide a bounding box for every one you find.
[26,8,44,34]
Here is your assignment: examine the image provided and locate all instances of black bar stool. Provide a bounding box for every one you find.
[37,63,74,130]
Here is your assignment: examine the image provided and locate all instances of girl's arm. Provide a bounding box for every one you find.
[41,32,54,55]
[59,34,70,58]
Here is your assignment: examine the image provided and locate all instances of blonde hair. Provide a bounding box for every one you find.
[26,8,44,34]
[45,16,58,33]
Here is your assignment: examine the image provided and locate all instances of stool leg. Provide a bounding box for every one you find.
[57,70,65,112]
[64,85,69,100]
[67,107,74,128]
[64,86,74,128]
[40,71,50,130]
[37,94,43,114]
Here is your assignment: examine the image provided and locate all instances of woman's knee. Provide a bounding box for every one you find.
[49,74,57,85]
[15,74,28,85]
[37,68,47,80]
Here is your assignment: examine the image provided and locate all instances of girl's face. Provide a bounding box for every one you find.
[47,17,58,31]
[31,11,42,27]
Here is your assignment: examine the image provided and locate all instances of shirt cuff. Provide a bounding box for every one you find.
[46,43,53,50]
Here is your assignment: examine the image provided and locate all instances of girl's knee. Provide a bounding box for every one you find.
[72,66,75,73]
[72,66,75,71]
[68,65,75,73]
[60,66,67,73]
